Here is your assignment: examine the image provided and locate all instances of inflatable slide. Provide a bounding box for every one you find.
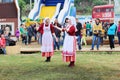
[28,0,76,24]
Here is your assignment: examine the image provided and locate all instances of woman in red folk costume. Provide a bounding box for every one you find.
[55,16,77,67]
[38,18,57,62]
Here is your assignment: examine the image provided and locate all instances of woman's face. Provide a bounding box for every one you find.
[45,18,50,25]
[65,19,69,23]
[54,19,58,23]
[68,19,72,25]
[96,19,99,23]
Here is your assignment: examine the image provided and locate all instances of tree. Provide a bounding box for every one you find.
[18,0,34,18]
[18,0,26,20]
[74,0,108,14]
[24,0,34,4]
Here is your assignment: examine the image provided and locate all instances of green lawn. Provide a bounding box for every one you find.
[0,52,120,80]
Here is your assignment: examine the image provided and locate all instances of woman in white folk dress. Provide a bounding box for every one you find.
[55,17,77,67]
[38,18,57,62]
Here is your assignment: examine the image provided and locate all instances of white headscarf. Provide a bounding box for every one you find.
[67,16,77,31]
[68,16,76,27]
[43,17,51,24]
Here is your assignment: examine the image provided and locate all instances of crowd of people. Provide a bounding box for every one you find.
[18,16,120,67]
[1,16,120,67]
[0,25,16,54]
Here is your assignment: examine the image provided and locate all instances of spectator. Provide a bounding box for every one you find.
[107,20,117,50]
[53,19,61,50]
[86,21,91,36]
[20,24,27,45]
[100,27,105,46]
[32,23,37,41]
[0,34,6,54]
[36,22,42,44]
[0,26,5,35]
[89,21,93,36]
[103,22,108,39]
[91,18,102,50]
[117,21,120,45]
[27,25,35,44]
[15,27,20,41]
[75,18,82,50]
[81,28,87,46]
[83,22,86,29]
[4,26,11,46]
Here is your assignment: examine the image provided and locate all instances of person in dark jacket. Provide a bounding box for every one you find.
[0,27,5,35]
[32,24,37,41]
[75,18,82,50]
[27,25,35,44]
[4,26,11,46]
[53,19,61,50]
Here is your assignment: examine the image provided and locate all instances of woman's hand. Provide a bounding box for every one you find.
[54,26,62,31]
[56,37,58,42]
[62,28,66,31]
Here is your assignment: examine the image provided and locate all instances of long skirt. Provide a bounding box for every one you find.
[62,35,76,62]
[41,32,54,57]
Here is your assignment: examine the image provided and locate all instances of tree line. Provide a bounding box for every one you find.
[75,0,114,15]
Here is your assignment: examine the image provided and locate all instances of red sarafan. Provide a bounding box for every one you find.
[62,17,77,67]
[38,18,57,62]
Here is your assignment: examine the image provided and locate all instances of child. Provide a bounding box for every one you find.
[81,28,87,46]
[100,28,105,46]
[0,34,6,54]
[15,28,20,41]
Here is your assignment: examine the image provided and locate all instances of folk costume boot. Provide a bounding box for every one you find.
[47,57,50,62]
[68,61,75,67]
[68,62,72,67]
[71,61,75,67]
[45,57,51,62]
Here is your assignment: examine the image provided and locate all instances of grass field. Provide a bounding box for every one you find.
[0,52,120,80]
